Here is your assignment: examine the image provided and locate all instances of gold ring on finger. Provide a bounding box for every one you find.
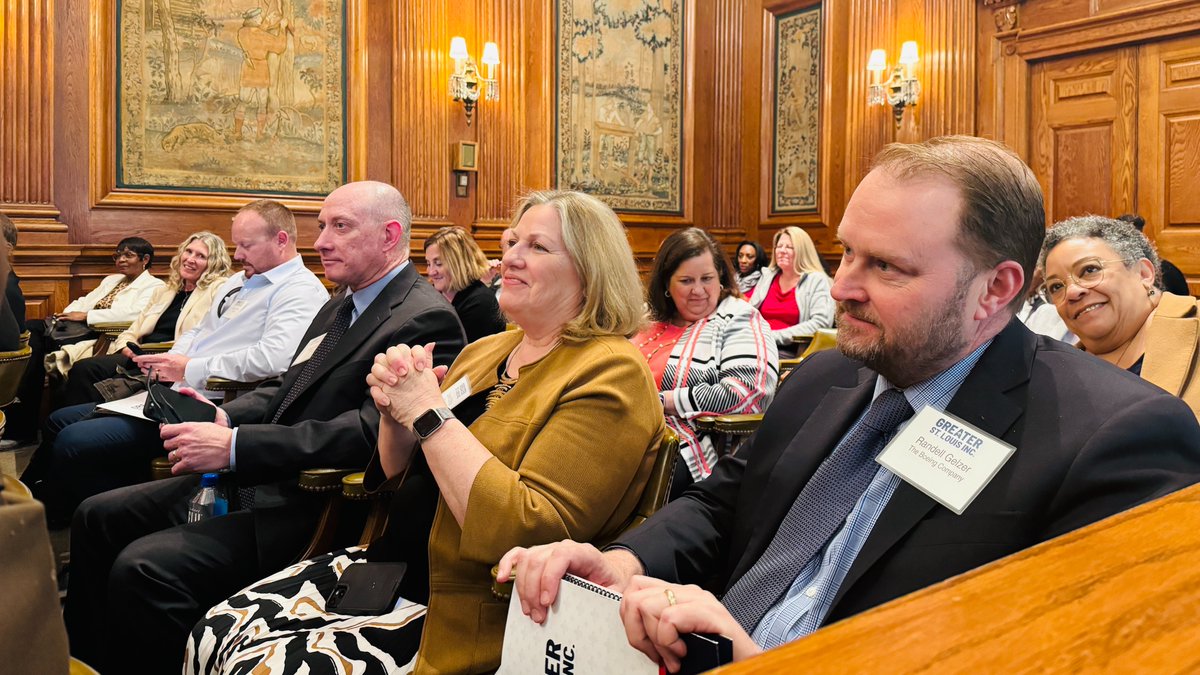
[664,588,677,606]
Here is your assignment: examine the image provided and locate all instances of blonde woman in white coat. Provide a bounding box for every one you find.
[747,226,834,355]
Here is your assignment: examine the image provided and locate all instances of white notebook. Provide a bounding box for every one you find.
[94,390,151,421]
[497,574,658,675]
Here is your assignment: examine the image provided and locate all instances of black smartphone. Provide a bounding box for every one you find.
[126,343,146,356]
[678,632,734,674]
[325,562,409,616]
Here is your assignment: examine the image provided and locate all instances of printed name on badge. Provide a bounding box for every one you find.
[291,333,326,367]
[876,405,1015,515]
[443,376,472,410]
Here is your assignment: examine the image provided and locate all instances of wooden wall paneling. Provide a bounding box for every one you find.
[1137,34,1200,291]
[843,0,895,209]
[362,0,395,184]
[815,0,849,247]
[710,0,748,237]
[519,0,553,195]
[0,0,56,220]
[394,0,458,237]
[475,0,526,234]
[4,0,73,322]
[916,0,976,139]
[1028,48,1136,226]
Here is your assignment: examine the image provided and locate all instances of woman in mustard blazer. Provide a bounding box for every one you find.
[188,191,666,674]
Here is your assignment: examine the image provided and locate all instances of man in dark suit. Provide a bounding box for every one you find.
[500,137,1200,670]
[64,181,467,672]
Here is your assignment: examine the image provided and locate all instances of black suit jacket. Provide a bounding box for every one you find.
[221,263,466,558]
[619,320,1200,624]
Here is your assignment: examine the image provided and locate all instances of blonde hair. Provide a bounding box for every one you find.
[773,227,827,277]
[168,231,232,291]
[509,190,645,340]
[424,226,489,294]
[238,199,297,240]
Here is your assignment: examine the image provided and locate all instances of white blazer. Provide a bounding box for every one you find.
[65,270,166,325]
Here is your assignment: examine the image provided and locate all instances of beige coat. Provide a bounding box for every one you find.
[407,329,665,674]
[1143,291,1200,420]
[47,279,226,377]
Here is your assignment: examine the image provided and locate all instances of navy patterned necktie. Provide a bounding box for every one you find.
[720,388,914,636]
[270,295,355,425]
[237,296,354,511]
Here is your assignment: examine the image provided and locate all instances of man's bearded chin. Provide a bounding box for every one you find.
[835,302,886,367]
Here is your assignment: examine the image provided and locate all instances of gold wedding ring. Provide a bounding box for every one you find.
[664,588,677,606]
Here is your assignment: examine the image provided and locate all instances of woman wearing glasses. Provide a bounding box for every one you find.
[1038,215,1199,418]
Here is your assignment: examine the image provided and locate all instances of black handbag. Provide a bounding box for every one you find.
[43,316,96,346]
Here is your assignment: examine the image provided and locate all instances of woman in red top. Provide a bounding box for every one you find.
[747,226,834,356]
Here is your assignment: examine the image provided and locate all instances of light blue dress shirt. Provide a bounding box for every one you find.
[171,255,328,391]
[750,339,992,648]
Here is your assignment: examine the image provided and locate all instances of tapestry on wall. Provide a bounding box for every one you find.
[772,5,820,213]
[117,0,345,196]
[555,0,685,214]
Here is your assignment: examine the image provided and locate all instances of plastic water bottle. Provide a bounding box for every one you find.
[187,473,228,523]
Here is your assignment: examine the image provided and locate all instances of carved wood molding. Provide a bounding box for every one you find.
[86,0,369,213]
[1012,0,1200,60]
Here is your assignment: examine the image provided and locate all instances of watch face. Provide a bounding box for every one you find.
[414,408,449,438]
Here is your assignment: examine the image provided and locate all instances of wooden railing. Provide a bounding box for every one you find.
[720,483,1200,673]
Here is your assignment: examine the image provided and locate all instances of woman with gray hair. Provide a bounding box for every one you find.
[1039,215,1198,418]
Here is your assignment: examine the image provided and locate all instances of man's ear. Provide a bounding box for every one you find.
[382,220,404,251]
[973,260,1024,320]
[275,229,290,247]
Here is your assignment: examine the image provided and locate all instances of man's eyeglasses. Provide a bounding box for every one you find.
[1039,257,1133,305]
[112,251,141,262]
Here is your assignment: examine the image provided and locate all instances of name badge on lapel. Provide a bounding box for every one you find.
[876,405,1015,515]
[291,333,326,367]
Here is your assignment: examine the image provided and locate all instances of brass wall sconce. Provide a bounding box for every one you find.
[867,41,920,128]
[449,37,499,125]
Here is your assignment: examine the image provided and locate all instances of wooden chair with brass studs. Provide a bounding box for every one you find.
[0,344,33,439]
[490,428,680,600]
[694,327,840,456]
[138,340,173,354]
[204,376,264,403]
[293,468,396,560]
[90,321,133,358]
